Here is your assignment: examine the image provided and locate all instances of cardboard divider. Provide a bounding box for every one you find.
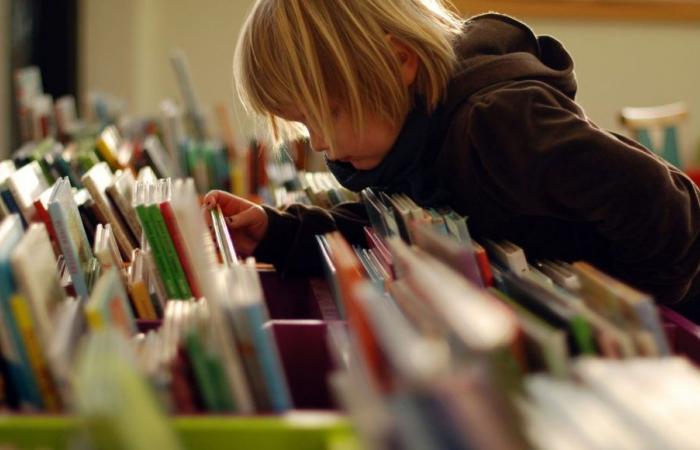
[134,271,345,411]
[268,320,344,410]
[259,271,337,320]
[661,306,700,364]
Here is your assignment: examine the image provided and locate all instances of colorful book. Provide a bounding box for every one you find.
[9,292,61,412]
[48,177,95,299]
[160,200,202,298]
[0,215,43,410]
[106,170,142,240]
[81,162,136,261]
[85,267,137,336]
[10,224,66,346]
[6,161,49,225]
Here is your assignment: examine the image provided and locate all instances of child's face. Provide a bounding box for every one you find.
[279,103,403,171]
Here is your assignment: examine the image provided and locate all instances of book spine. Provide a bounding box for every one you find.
[135,205,179,299]
[128,281,156,320]
[106,186,142,239]
[148,205,192,299]
[85,303,105,331]
[184,332,218,411]
[473,242,494,287]
[246,305,292,412]
[96,139,120,171]
[160,202,201,298]
[48,202,89,299]
[1,190,25,227]
[83,179,134,261]
[0,294,41,410]
[33,200,56,242]
[10,294,61,412]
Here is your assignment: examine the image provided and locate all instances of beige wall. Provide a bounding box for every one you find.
[80,2,700,164]
[527,18,700,166]
[80,0,255,141]
[0,0,9,158]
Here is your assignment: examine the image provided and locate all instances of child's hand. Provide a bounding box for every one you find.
[203,190,269,257]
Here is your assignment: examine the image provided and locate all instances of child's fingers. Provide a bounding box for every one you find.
[202,204,214,227]
[225,207,261,229]
[203,190,248,215]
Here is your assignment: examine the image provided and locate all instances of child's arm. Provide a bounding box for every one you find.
[204,191,369,277]
[254,201,369,277]
[466,82,700,305]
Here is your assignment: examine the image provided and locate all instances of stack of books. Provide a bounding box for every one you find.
[314,187,698,450]
[266,149,359,208]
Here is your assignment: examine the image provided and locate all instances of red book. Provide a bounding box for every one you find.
[473,241,494,287]
[159,201,202,298]
[363,226,393,277]
[33,188,57,242]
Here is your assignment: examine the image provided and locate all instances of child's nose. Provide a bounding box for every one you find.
[308,129,329,153]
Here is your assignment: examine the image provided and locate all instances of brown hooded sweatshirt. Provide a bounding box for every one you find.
[255,13,700,307]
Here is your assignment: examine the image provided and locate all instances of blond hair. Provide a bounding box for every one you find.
[233,0,463,147]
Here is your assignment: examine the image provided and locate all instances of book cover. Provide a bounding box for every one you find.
[11,224,66,347]
[7,161,49,225]
[86,268,137,336]
[48,177,94,299]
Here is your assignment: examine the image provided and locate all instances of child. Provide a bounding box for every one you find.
[205,0,700,315]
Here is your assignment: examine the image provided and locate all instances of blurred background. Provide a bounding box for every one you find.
[1,0,699,162]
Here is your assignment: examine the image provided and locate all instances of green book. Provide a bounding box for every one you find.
[147,204,191,299]
[185,332,218,411]
[135,205,179,299]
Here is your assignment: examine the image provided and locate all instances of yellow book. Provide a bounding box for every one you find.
[85,304,105,331]
[129,281,157,320]
[96,126,123,171]
[10,293,61,412]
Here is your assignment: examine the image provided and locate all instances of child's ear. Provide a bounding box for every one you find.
[387,35,418,87]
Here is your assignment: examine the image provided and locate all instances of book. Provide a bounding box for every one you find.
[133,178,192,300]
[94,223,127,288]
[48,177,95,299]
[126,249,158,320]
[168,178,219,298]
[490,288,569,378]
[106,169,143,240]
[0,215,43,410]
[85,267,137,336]
[572,262,670,356]
[411,222,483,288]
[210,204,238,267]
[484,240,530,277]
[6,161,49,225]
[95,125,128,171]
[160,199,202,298]
[9,292,61,412]
[74,329,184,450]
[32,186,57,243]
[10,224,66,347]
[81,162,136,261]
[232,263,291,412]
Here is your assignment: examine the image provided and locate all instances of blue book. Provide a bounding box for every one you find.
[244,303,292,412]
[0,215,43,410]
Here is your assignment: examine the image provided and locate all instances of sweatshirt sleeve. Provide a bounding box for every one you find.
[468,82,700,304]
[253,201,369,277]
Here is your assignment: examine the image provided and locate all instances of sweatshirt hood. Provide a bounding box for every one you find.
[445,14,578,111]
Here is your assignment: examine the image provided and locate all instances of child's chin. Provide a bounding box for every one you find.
[351,159,380,171]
